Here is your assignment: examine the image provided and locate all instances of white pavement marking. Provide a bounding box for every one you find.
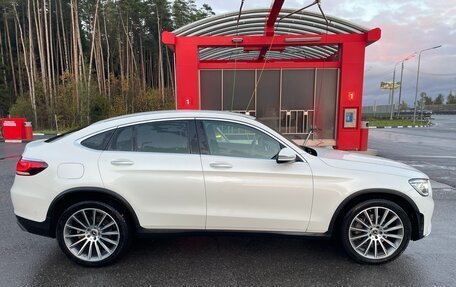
[430,180,455,190]
[407,155,456,159]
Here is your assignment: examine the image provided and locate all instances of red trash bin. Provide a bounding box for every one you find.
[24,122,33,141]
[1,118,26,143]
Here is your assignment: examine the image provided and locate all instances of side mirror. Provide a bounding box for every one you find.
[276,147,297,163]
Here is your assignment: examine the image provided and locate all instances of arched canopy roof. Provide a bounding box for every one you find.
[172,9,370,61]
[173,9,368,36]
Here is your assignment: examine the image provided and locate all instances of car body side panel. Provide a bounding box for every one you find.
[11,142,105,222]
[201,154,314,232]
[98,151,206,229]
[303,155,434,234]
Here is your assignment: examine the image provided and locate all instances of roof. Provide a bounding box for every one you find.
[90,110,255,129]
[173,9,370,61]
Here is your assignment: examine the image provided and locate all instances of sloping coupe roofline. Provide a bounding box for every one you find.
[93,110,256,126]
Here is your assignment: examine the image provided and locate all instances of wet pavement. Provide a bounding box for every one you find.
[1,117,455,286]
[369,114,456,188]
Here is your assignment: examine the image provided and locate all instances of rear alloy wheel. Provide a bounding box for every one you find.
[341,199,411,264]
[56,201,130,267]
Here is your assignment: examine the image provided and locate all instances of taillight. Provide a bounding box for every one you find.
[16,157,48,176]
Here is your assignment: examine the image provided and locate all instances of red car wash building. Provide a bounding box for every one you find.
[162,0,380,151]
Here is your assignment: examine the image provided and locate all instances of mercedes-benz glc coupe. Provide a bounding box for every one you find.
[11,111,434,266]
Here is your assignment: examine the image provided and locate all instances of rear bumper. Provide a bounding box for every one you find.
[16,216,54,238]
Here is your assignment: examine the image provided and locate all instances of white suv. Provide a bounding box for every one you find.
[11,111,434,266]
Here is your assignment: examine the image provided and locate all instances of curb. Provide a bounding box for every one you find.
[369,125,430,129]
[33,133,59,136]
[351,149,378,156]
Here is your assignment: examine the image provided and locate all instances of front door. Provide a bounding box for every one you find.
[197,119,314,232]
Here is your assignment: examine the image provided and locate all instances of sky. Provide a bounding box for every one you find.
[194,0,456,106]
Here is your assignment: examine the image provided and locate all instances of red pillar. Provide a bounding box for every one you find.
[175,39,199,109]
[336,42,366,150]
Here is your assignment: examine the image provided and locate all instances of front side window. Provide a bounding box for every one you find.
[201,121,281,159]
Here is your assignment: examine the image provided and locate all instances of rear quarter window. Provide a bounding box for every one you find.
[81,130,115,150]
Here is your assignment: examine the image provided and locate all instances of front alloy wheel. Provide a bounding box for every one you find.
[341,199,411,264]
[56,201,130,267]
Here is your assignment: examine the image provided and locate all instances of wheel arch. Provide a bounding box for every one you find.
[328,189,423,241]
[47,187,140,238]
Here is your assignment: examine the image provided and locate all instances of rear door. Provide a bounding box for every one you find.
[197,119,314,232]
[98,119,206,229]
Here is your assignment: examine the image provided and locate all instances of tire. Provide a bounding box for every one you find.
[56,201,131,267]
[341,199,411,264]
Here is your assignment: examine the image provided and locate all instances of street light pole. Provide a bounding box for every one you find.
[390,62,399,120]
[397,59,407,117]
[390,54,415,120]
[413,45,442,124]
[420,92,425,122]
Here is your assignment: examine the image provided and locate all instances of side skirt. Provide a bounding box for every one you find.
[136,228,331,240]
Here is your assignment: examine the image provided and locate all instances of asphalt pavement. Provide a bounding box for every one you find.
[369,114,456,188]
[0,117,455,286]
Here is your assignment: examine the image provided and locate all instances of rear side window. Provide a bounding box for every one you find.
[81,130,115,150]
[109,126,134,151]
[136,121,190,154]
[108,120,191,154]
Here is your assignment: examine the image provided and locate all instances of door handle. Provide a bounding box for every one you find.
[209,162,233,169]
[111,160,134,166]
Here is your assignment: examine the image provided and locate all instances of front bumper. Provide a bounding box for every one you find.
[413,212,426,240]
[16,216,54,238]
[414,191,434,240]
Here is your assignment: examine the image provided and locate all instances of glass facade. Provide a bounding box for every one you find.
[200,70,222,110]
[281,70,314,110]
[222,70,255,111]
[256,70,280,131]
[315,69,338,139]
[199,68,339,141]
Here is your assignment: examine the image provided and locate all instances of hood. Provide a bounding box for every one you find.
[309,148,426,178]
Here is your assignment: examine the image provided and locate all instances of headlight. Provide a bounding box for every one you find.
[409,178,430,196]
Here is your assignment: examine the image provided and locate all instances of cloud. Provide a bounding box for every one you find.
[194,0,456,105]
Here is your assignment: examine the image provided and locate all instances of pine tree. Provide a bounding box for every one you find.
[1,0,215,128]
[434,94,444,105]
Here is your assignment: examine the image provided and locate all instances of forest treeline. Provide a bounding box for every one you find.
[0,0,214,130]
